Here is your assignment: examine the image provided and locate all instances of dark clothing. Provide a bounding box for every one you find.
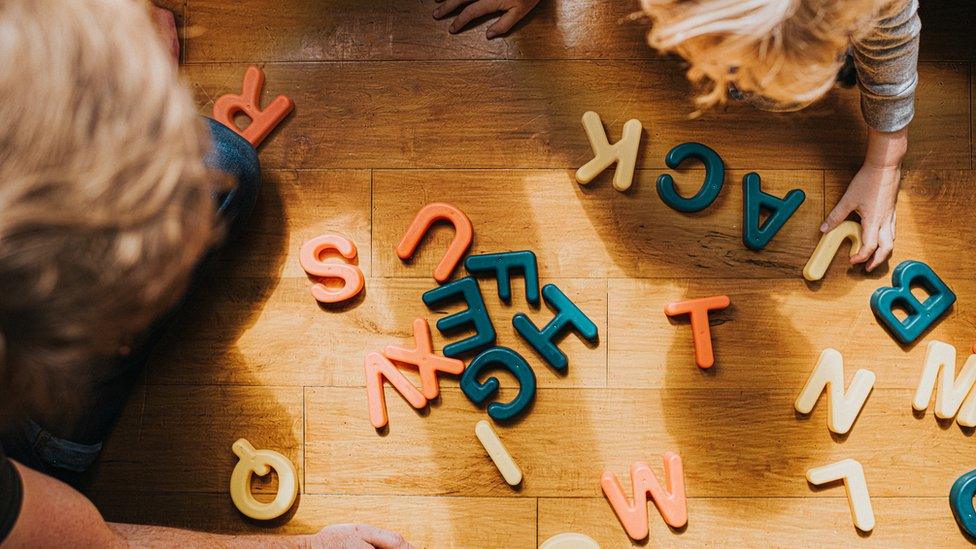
[0,118,260,487]
[0,447,22,543]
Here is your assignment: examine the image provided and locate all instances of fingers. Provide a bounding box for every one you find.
[450,0,503,33]
[353,524,412,549]
[850,218,880,265]
[433,0,474,19]
[149,6,180,64]
[486,6,525,38]
[866,213,896,272]
[821,198,854,233]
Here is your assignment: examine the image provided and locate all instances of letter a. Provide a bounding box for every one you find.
[794,348,875,435]
[741,172,806,250]
[575,111,642,192]
[364,352,427,429]
[912,340,976,427]
[601,452,688,540]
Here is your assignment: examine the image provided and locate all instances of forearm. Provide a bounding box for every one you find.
[863,127,908,170]
[108,522,311,548]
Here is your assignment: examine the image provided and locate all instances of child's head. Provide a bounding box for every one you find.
[641,0,894,111]
[0,0,216,418]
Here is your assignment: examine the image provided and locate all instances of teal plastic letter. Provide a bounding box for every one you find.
[870,260,956,344]
[460,346,537,421]
[464,251,540,305]
[422,276,496,358]
[512,284,598,372]
[950,469,976,540]
[656,142,725,213]
[741,172,806,250]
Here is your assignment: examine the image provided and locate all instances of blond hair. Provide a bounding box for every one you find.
[0,0,216,419]
[641,0,896,110]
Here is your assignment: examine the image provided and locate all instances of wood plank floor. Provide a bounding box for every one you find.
[86,1,976,546]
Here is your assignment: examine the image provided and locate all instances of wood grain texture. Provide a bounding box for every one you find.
[88,385,303,495]
[216,170,371,278]
[184,0,649,63]
[608,277,976,389]
[305,386,976,499]
[182,61,969,171]
[372,169,825,279]
[148,277,606,388]
[538,497,972,547]
[183,0,976,63]
[91,492,535,547]
[80,4,976,546]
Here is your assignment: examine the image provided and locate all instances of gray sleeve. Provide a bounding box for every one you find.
[852,0,920,132]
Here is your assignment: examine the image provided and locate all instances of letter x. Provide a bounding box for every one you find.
[383,318,465,400]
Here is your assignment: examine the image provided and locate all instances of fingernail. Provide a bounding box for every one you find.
[819,223,828,232]
[486,30,497,39]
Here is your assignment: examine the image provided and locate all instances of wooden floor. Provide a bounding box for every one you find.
[86,1,976,546]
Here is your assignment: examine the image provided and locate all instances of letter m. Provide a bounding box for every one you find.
[913,340,976,427]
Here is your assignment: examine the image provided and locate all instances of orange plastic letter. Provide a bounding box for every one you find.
[601,452,688,540]
[395,203,473,283]
[213,65,295,148]
[383,318,465,400]
[664,295,730,369]
[299,234,365,304]
[364,352,427,429]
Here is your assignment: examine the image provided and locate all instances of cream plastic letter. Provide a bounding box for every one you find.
[913,340,976,427]
[229,438,299,520]
[475,420,522,486]
[575,111,642,192]
[806,458,875,532]
[794,348,875,435]
[803,221,862,281]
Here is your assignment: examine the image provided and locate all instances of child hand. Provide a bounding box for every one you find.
[821,128,907,273]
[433,0,541,39]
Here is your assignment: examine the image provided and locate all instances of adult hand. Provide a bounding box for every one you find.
[306,524,414,548]
[821,128,907,272]
[149,5,180,63]
[433,0,541,39]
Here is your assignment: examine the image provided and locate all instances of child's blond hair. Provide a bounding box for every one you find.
[641,0,896,110]
[0,0,216,419]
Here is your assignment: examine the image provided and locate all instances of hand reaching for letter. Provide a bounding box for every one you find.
[820,128,907,272]
[433,0,541,39]
[305,524,414,549]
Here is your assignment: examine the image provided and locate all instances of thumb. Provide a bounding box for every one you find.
[821,199,854,233]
